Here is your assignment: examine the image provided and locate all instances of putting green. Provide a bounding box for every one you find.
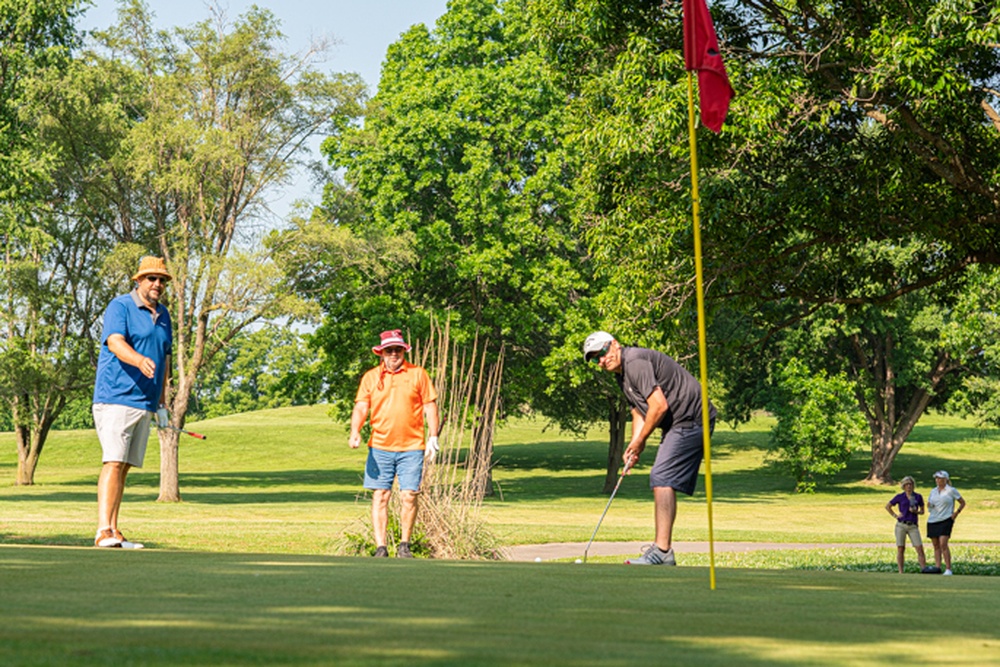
[2,545,997,666]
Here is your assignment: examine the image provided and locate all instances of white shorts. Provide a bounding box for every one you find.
[93,403,152,467]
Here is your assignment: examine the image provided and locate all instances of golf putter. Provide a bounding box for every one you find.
[583,459,633,563]
[166,425,207,440]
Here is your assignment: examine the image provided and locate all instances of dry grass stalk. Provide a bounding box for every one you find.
[413,317,506,559]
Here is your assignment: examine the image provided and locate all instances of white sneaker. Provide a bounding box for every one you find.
[114,529,144,549]
[943,569,953,576]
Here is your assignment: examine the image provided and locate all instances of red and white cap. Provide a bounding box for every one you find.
[372,329,411,355]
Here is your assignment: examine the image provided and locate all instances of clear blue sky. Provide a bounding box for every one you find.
[77,0,451,214]
[79,0,450,89]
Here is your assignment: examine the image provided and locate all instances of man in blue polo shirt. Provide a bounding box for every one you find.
[92,256,173,548]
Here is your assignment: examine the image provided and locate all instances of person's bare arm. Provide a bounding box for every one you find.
[107,333,156,379]
[423,400,439,437]
[349,400,369,449]
[953,495,967,519]
[623,387,669,468]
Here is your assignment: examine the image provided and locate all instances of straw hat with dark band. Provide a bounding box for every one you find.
[132,256,173,282]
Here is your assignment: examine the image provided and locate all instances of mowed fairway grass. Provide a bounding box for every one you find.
[2,406,1000,665]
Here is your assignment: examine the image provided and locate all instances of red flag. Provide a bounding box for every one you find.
[683,0,734,133]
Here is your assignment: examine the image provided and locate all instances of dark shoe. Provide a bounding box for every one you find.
[921,565,942,574]
[373,546,389,558]
[397,542,413,558]
[625,545,676,566]
[94,528,122,548]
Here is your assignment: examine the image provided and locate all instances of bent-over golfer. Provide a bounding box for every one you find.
[583,331,715,565]
[92,256,173,549]
[349,330,439,558]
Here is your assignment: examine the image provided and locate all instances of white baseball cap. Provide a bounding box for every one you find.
[583,331,615,362]
[933,470,950,481]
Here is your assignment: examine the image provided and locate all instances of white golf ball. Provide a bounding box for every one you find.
[575,559,583,564]
[534,557,542,562]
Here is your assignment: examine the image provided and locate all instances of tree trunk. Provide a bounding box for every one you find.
[159,357,194,502]
[157,428,181,501]
[855,336,958,484]
[603,401,628,493]
[15,427,40,486]
[13,404,55,486]
[865,430,899,485]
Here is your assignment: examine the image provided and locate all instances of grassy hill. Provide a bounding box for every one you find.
[2,406,998,553]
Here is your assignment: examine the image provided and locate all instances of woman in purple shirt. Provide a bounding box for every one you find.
[885,475,927,573]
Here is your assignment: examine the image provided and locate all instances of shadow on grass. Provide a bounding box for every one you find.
[2,547,998,666]
[905,423,1000,443]
[0,532,145,549]
[0,470,367,505]
[825,450,1000,492]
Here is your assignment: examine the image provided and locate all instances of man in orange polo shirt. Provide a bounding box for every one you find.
[349,330,440,558]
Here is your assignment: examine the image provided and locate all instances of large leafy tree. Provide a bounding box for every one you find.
[531,0,1000,483]
[53,0,365,499]
[526,0,739,488]
[0,0,81,205]
[749,261,989,485]
[316,0,591,422]
[707,0,1000,482]
[0,0,94,485]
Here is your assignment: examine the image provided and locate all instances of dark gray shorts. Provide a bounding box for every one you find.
[649,422,711,496]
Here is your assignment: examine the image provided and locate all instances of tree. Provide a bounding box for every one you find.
[769,357,866,493]
[938,265,1000,428]
[74,0,364,499]
[704,1,1000,482]
[316,0,591,423]
[0,0,82,205]
[527,0,739,488]
[531,0,1000,483]
[0,0,95,485]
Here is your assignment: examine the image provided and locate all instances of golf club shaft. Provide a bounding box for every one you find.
[583,461,631,562]
[167,425,207,439]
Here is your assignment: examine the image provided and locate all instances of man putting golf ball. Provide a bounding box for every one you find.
[583,331,716,566]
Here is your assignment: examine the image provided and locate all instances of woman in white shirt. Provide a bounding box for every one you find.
[926,470,966,575]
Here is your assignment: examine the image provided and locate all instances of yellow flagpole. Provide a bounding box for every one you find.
[686,69,716,590]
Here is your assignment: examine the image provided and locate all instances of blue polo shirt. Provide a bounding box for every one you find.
[93,291,172,411]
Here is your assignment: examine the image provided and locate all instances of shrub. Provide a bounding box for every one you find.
[770,357,867,492]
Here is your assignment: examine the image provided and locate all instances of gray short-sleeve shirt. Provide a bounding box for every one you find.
[616,346,716,431]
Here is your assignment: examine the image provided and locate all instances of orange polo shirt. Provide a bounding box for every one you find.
[355,360,437,452]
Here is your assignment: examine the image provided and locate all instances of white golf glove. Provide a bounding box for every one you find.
[425,436,440,462]
[156,406,170,429]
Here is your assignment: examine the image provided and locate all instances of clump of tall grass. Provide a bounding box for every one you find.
[414,318,506,559]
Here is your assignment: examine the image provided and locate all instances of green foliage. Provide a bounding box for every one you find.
[189,325,326,420]
[334,505,431,558]
[316,0,594,425]
[0,0,103,482]
[769,358,867,493]
[0,0,82,206]
[55,0,367,497]
[50,397,93,430]
[942,265,1000,427]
